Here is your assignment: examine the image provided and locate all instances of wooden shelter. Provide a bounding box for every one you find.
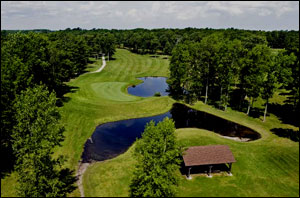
[183,145,236,179]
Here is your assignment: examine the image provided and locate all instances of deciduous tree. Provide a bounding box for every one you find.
[130,118,182,197]
[12,85,76,197]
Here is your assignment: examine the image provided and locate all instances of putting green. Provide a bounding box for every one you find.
[90,82,140,102]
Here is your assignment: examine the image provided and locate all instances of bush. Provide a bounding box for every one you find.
[154,92,161,97]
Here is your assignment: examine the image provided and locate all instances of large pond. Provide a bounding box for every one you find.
[81,103,261,163]
[127,77,169,97]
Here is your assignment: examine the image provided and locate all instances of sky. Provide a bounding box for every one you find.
[1,1,299,31]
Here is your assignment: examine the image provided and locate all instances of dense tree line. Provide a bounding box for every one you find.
[3,27,298,57]
[168,32,298,124]
[76,27,296,56]
[83,32,116,58]
[265,30,299,49]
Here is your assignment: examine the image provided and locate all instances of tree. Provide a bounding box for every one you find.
[216,39,243,111]
[48,33,89,82]
[261,55,277,122]
[198,33,221,104]
[1,46,27,176]
[241,44,271,115]
[2,32,52,91]
[130,118,182,197]
[1,33,48,175]
[262,50,296,122]
[12,85,76,197]
[163,41,173,55]
[129,32,142,53]
[150,37,160,54]
[168,43,192,100]
[187,42,204,103]
[284,46,299,113]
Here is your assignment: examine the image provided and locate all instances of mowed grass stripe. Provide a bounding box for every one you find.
[117,50,134,81]
[112,51,126,81]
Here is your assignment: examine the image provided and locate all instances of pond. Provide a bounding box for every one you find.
[127,77,169,97]
[81,103,261,163]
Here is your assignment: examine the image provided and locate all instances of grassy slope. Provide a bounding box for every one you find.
[2,49,299,197]
[83,103,299,197]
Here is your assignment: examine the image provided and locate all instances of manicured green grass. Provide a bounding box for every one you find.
[2,49,299,197]
[1,172,18,197]
[83,145,137,197]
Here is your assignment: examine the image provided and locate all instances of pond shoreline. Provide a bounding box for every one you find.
[80,103,261,164]
[128,76,169,97]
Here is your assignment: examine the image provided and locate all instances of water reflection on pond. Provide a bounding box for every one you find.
[81,103,261,163]
[128,77,169,97]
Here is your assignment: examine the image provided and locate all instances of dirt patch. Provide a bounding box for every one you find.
[220,135,251,142]
[76,162,90,197]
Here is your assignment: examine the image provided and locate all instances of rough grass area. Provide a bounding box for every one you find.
[2,49,299,197]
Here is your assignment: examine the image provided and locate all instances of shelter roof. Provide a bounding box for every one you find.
[183,145,236,166]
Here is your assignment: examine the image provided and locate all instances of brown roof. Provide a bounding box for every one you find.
[183,145,236,166]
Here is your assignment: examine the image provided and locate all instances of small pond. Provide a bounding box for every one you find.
[81,103,261,163]
[127,77,169,97]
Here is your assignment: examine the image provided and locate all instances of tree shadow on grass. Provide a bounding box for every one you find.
[87,59,96,64]
[73,70,89,77]
[84,64,96,70]
[56,84,79,107]
[248,107,264,119]
[149,55,160,58]
[271,128,299,142]
[209,99,224,111]
[268,103,299,127]
[1,146,15,179]
[56,96,72,107]
[107,57,116,61]
[58,168,78,195]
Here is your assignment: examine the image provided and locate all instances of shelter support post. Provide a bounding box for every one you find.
[228,163,233,176]
[187,167,192,180]
[208,165,213,178]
